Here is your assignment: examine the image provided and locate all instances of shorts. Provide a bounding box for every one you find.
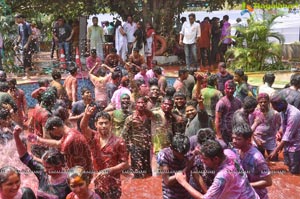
[284,150,300,174]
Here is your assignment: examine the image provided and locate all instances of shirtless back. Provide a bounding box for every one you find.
[64,74,78,103]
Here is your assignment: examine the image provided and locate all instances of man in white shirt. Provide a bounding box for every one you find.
[87,16,105,60]
[179,13,201,70]
[123,15,137,55]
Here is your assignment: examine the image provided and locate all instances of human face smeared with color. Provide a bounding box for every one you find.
[69,176,88,196]
[121,95,130,109]
[224,85,235,97]
[161,99,173,113]
[258,97,269,112]
[185,105,197,119]
[136,98,146,112]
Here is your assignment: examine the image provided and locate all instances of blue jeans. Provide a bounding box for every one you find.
[58,41,70,61]
[184,43,198,69]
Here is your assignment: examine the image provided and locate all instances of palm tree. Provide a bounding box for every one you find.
[226,13,285,72]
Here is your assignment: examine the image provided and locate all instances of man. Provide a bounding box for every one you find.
[63,66,78,105]
[147,85,161,110]
[257,72,276,96]
[200,74,223,120]
[173,92,187,116]
[249,93,281,159]
[173,67,189,97]
[123,15,137,55]
[157,134,192,199]
[269,93,300,174]
[278,73,300,110]
[153,65,167,95]
[87,16,105,60]
[234,68,253,103]
[183,69,196,100]
[220,15,231,62]
[104,47,124,68]
[184,100,211,138]
[28,116,93,175]
[53,16,72,62]
[69,87,99,130]
[86,49,101,72]
[232,96,258,128]
[199,17,211,68]
[7,78,28,127]
[111,93,132,136]
[179,13,201,70]
[106,71,122,103]
[175,140,260,199]
[50,69,69,103]
[215,80,242,144]
[232,124,272,199]
[122,97,153,178]
[134,63,149,87]
[80,107,129,198]
[14,14,33,79]
[216,62,234,95]
[128,47,145,74]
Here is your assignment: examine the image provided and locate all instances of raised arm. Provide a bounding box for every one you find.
[13,125,27,157]
[80,105,96,141]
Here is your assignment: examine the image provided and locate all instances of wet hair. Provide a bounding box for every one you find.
[153,66,162,75]
[243,96,258,110]
[95,111,111,122]
[200,140,224,159]
[197,128,216,145]
[45,116,64,131]
[41,148,65,166]
[0,82,9,92]
[8,78,17,86]
[270,92,287,105]
[207,74,218,87]
[173,91,186,99]
[165,86,176,98]
[52,69,61,80]
[53,106,69,122]
[67,66,77,75]
[0,166,20,185]
[290,73,300,88]
[80,87,91,96]
[162,96,174,105]
[234,68,244,77]
[111,71,121,80]
[171,134,190,154]
[41,90,57,107]
[0,108,10,120]
[185,100,197,108]
[137,96,147,102]
[263,72,275,85]
[38,78,49,87]
[232,123,253,139]
[148,77,158,87]
[179,67,188,77]
[224,79,236,88]
[67,166,91,185]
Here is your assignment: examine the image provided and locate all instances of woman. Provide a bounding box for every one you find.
[115,20,127,61]
[0,166,36,199]
[133,21,146,56]
[14,125,71,199]
[66,166,101,199]
[145,22,155,69]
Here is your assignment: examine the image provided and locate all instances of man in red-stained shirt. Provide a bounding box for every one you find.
[81,106,129,199]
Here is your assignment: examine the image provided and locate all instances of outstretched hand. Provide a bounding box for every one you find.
[85,104,96,116]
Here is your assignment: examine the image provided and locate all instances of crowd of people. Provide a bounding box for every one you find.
[0,12,299,199]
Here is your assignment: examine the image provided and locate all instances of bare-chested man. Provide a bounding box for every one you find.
[63,66,78,104]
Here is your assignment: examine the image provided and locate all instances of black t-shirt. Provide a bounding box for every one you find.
[54,24,72,42]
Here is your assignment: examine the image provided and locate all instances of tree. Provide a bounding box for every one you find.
[225,13,285,72]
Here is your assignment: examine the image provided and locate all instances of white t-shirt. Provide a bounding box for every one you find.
[180,21,201,44]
